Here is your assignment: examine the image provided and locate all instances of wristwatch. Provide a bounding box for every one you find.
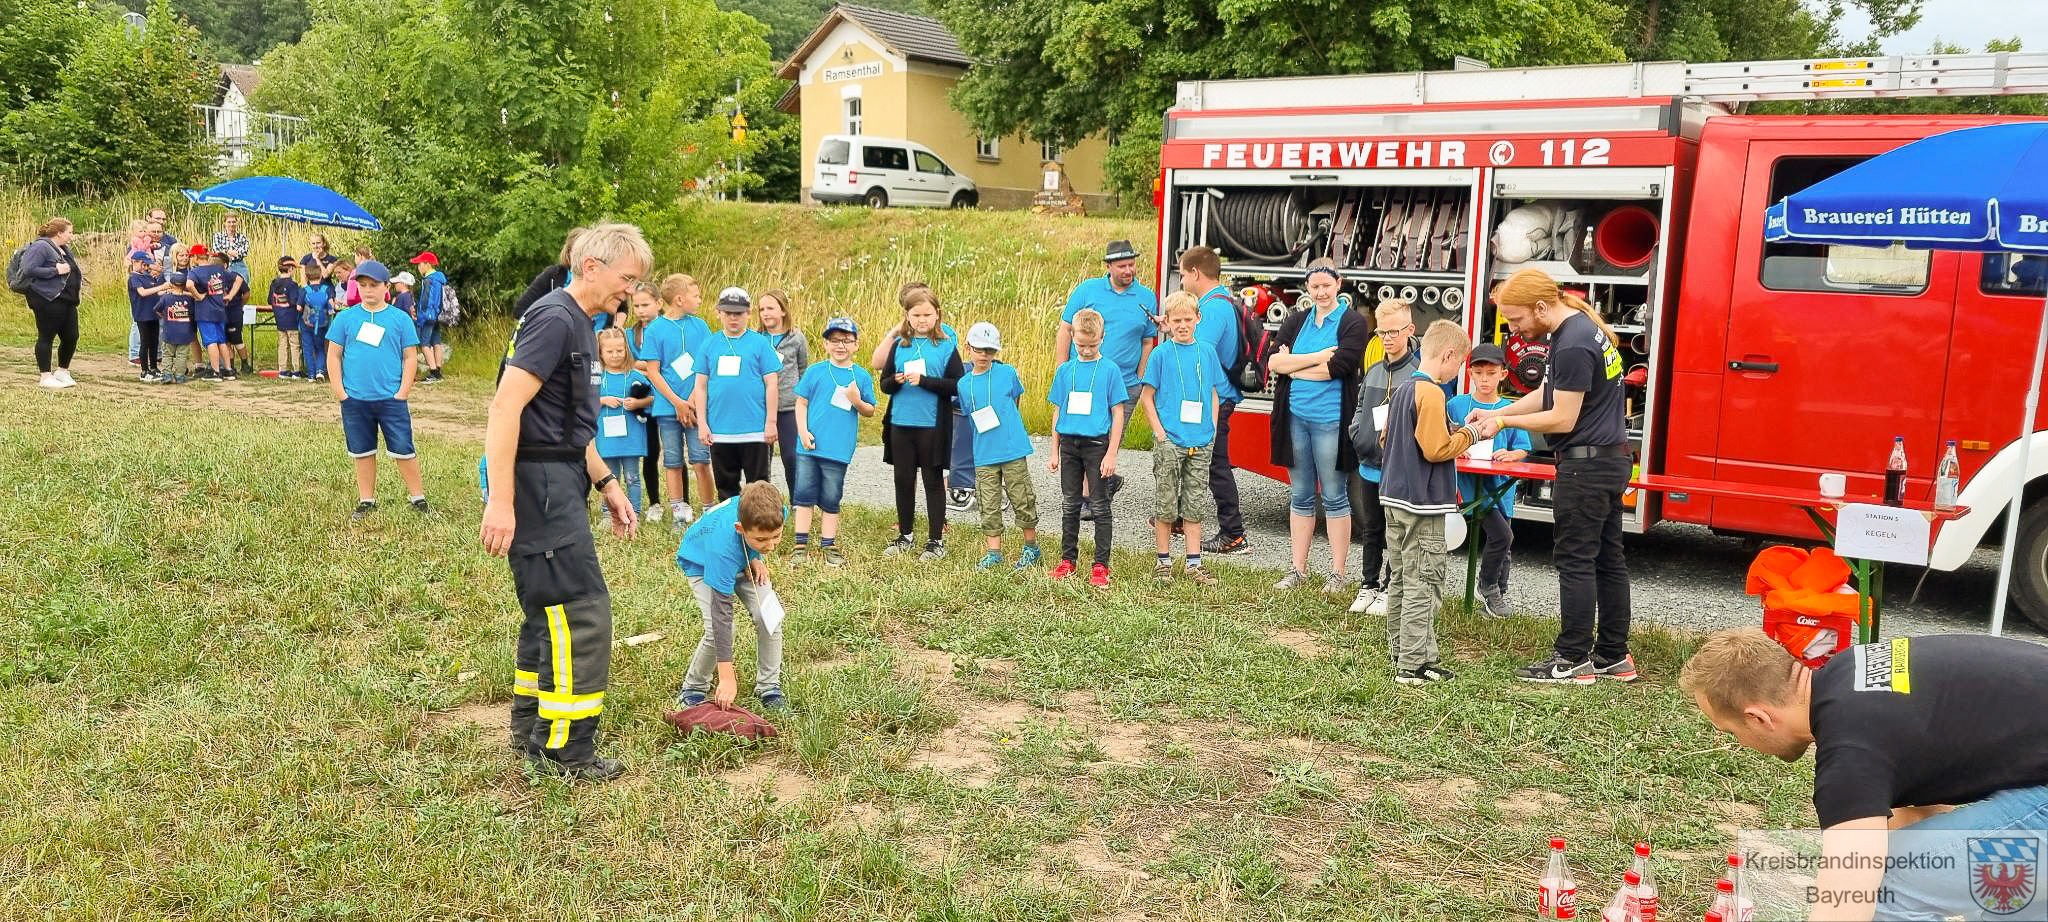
[593,473,617,492]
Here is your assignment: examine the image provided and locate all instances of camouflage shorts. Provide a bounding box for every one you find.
[1152,441,1214,525]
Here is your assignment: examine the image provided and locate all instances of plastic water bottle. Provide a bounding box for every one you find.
[1708,878,1736,921]
[1600,871,1643,922]
[1726,853,1757,922]
[1935,440,1961,511]
[1703,909,1723,922]
[1631,842,1659,921]
[1540,837,1579,919]
[1885,436,1908,506]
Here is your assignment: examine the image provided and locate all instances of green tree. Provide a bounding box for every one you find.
[0,0,101,108]
[123,0,311,64]
[0,0,216,191]
[716,0,926,59]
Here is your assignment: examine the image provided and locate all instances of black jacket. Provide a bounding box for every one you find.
[1266,302,1372,471]
[513,264,571,315]
[878,335,965,466]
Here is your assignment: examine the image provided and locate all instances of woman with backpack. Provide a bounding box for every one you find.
[15,217,83,389]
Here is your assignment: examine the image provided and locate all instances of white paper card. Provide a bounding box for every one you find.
[602,414,627,438]
[1372,403,1389,431]
[830,385,853,411]
[670,353,693,381]
[971,405,998,432]
[355,321,385,347]
[1066,391,1093,416]
[1179,400,1203,424]
[754,590,785,634]
[242,306,259,325]
[904,357,927,377]
[1466,438,1494,461]
[716,354,741,377]
[1834,503,1931,566]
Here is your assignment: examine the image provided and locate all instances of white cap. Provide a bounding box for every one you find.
[391,271,417,286]
[966,321,1001,351]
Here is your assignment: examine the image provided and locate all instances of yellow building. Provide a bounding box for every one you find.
[776,4,1115,210]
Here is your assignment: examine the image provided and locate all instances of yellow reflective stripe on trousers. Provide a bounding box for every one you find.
[546,718,569,749]
[546,603,573,702]
[513,669,539,697]
[535,688,605,720]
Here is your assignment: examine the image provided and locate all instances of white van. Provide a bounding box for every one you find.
[811,135,978,209]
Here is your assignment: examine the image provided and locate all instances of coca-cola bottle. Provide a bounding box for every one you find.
[1707,878,1736,921]
[1600,871,1642,922]
[1726,853,1757,922]
[1885,436,1908,506]
[1540,837,1579,919]
[1703,909,1723,922]
[1631,842,1659,922]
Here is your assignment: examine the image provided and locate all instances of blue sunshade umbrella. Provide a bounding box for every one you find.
[1765,121,2048,636]
[181,176,380,231]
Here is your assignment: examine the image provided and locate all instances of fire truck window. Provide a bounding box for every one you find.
[1982,254,2048,298]
[1760,156,1930,295]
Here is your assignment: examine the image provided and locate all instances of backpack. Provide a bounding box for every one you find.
[1225,284,1278,393]
[662,702,779,741]
[7,240,43,294]
[438,282,463,327]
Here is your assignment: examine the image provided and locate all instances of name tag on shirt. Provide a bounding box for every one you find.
[355,322,385,347]
[904,358,927,378]
[1066,391,1093,416]
[1372,403,1390,431]
[716,354,741,377]
[971,405,999,433]
[670,353,693,380]
[830,386,854,411]
[1179,400,1204,425]
[602,414,628,438]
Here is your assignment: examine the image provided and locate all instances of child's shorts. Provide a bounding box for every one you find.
[976,458,1039,536]
[341,397,417,460]
[657,415,710,468]
[196,321,226,346]
[417,321,442,347]
[1152,441,1215,524]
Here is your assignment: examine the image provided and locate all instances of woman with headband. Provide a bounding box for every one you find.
[1264,258,1373,598]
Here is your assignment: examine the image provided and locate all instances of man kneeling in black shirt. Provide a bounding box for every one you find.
[1683,628,2048,921]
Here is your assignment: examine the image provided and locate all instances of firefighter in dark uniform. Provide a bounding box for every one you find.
[480,223,649,781]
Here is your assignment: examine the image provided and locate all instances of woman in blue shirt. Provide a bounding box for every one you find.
[1264,259,1372,597]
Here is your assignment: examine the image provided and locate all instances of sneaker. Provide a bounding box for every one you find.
[1088,563,1111,589]
[1273,569,1312,591]
[1515,655,1596,685]
[1365,592,1389,616]
[644,504,663,523]
[919,540,947,562]
[1480,588,1513,618]
[946,488,976,512]
[883,535,916,557]
[1104,473,1125,500]
[1348,584,1382,614]
[1203,534,1251,556]
[675,504,696,525]
[128,357,142,367]
[220,369,239,381]
[1013,544,1042,571]
[1395,662,1457,685]
[350,500,377,522]
[677,690,707,708]
[1050,560,1078,581]
[1320,573,1352,596]
[822,545,846,568]
[1183,563,1218,587]
[410,498,430,515]
[527,754,626,783]
[312,372,327,383]
[38,372,65,389]
[1591,654,1641,683]
[976,550,1004,570]
[758,691,790,713]
[424,372,442,384]
[1153,559,1175,583]
[137,372,155,383]
[790,544,810,563]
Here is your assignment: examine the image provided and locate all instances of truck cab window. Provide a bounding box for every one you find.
[1760,155,1929,295]
[1983,253,2048,298]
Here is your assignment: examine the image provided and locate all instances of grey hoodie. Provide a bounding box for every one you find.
[1349,337,1421,472]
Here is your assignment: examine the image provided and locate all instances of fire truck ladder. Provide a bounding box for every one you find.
[1682,53,2048,102]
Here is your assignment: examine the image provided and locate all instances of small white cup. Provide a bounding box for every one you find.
[1819,472,1846,498]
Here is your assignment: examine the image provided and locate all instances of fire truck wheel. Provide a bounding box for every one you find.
[864,188,889,208]
[2012,500,2048,632]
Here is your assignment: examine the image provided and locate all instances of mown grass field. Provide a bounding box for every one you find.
[0,370,1815,920]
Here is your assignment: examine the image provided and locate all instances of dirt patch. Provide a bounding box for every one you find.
[1265,629,1328,659]
[1712,800,1765,836]
[906,699,1039,786]
[423,701,503,734]
[721,756,818,803]
[1497,789,1570,819]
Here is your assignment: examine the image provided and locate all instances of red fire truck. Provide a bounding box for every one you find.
[1153,55,2048,627]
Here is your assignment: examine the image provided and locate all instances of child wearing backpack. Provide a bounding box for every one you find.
[269,256,304,379]
[300,261,334,383]
[1180,245,1251,557]
[595,327,654,520]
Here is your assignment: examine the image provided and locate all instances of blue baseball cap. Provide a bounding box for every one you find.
[127,250,152,262]
[823,316,859,337]
[353,259,391,283]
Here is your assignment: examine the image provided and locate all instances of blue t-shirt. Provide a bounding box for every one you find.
[1061,275,1158,393]
[1140,339,1224,449]
[691,329,779,440]
[268,277,303,330]
[301,282,333,331]
[128,271,158,323]
[1288,303,1349,424]
[392,290,415,321]
[157,292,195,345]
[643,314,712,414]
[956,363,1032,466]
[328,305,422,400]
[1195,286,1243,404]
[186,265,229,325]
[1446,393,1533,515]
[794,360,876,464]
[596,369,652,459]
[886,332,956,429]
[676,496,761,594]
[1046,356,1131,438]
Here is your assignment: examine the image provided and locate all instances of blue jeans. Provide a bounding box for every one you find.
[656,415,709,468]
[601,455,643,513]
[302,325,328,377]
[1876,784,2048,920]
[948,407,975,491]
[793,454,848,514]
[340,398,416,459]
[1286,416,1351,518]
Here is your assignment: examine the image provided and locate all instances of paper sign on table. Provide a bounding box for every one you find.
[1834,503,1931,566]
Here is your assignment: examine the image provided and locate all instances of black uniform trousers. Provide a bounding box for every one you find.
[506,459,613,764]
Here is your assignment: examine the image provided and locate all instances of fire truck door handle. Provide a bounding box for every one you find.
[1729,358,1780,374]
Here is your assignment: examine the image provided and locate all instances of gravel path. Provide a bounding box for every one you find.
[822,438,2046,642]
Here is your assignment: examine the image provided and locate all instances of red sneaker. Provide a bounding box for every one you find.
[1050,559,1077,580]
[1089,563,1110,589]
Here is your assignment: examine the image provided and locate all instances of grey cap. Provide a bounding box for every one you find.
[1104,239,1138,262]
[1469,342,1507,366]
[715,287,751,311]
[966,321,1002,351]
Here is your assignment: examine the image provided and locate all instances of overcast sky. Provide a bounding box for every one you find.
[1832,0,2048,53]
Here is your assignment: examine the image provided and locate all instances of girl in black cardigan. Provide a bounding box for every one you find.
[1265,261,1372,595]
[877,285,965,559]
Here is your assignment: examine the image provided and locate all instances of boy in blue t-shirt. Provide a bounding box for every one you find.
[791,316,876,567]
[325,260,426,521]
[673,481,790,712]
[957,322,1041,572]
[127,251,166,382]
[594,327,655,518]
[156,272,197,383]
[1045,308,1129,586]
[641,274,714,527]
[1140,292,1224,586]
[1445,342,1533,618]
[689,287,780,502]
[299,264,334,382]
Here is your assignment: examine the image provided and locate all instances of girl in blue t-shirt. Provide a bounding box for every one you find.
[596,327,655,519]
[299,264,335,382]
[877,285,964,560]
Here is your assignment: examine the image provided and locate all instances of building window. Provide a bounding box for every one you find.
[976,137,999,161]
[844,97,862,136]
[1042,139,1063,163]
